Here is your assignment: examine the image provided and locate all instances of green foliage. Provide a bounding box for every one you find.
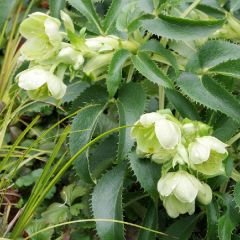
[92,162,127,240]
[1,0,240,239]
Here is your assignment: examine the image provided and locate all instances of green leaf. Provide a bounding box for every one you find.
[187,40,240,72]
[161,215,199,240]
[196,4,225,19]
[92,162,127,240]
[128,152,161,200]
[218,212,236,240]
[42,203,70,224]
[234,182,240,210]
[141,15,224,41]
[206,201,219,240]
[132,52,173,88]
[107,49,131,98]
[230,0,240,12]
[176,73,240,122]
[25,220,53,240]
[209,59,240,78]
[70,104,106,183]
[60,183,87,206]
[103,0,127,34]
[213,116,239,142]
[49,0,65,18]
[62,81,89,103]
[165,89,200,120]
[138,201,158,240]
[117,83,146,162]
[0,0,17,32]
[139,39,179,75]
[67,0,103,34]
[16,169,43,187]
[70,203,85,216]
[89,134,118,182]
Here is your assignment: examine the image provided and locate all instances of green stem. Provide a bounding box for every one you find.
[226,131,240,145]
[159,86,165,110]
[231,169,240,182]
[181,0,202,18]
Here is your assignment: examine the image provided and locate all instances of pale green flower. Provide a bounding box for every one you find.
[58,46,84,70]
[131,112,181,163]
[20,12,62,61]
[17,67,67,99]
[188,136,228,176]
[157,171,212,218]
[85,36,119,53]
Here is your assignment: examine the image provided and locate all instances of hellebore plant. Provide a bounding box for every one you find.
[131,111,228,218]
[10,1,240,239]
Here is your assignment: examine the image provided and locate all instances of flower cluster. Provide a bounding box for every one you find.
[17,12,136,100]
[131,111,228,218]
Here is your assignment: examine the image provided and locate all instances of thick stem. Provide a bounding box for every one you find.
[181,0,202,18]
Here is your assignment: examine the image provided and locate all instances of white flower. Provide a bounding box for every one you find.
[188,136,228,176]
[58,47,84,70]
[157,171,212,218]
[17,68,67,99]
[155,119,181,149]
[131,112,181,163]
[85,36,119,53]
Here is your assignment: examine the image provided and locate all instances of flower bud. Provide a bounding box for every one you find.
[157,171,212,218]
[85,36,119,53]
[188,136,228,175]
[17,67,67,99]
[58,46,84,70]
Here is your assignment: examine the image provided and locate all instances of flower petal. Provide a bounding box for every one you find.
[18,68,48,90]
[157,172,178,196]
[189,141,210,164]
[155,119,181,149]
[139,112,163,127]
[197,183,212,205]
[197,136,227,154]
[47,74,67,99]
[173,172,198,203]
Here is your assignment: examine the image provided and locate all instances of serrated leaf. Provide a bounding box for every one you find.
[42,203,70,224]
[16,169,43,187]
[161,215,199,240]
[165,89,200,120]
[49,0,65,18]
[92,162,127,240]
[70,104,106,183]
[60,183,87,206]
[138,201,158,240]
[89,134,118,181]
[25,220,53,240]
[176,73,240,122]
[117,83,146,162]
[139,39,179,75]
[67,0,103,34]
[187,40,240,72]
[209,59,240,78]
[218,212,236,240]
[62,81,89,103]
[141,15,224,41]
[234,182,240,210]
[71,85,108,112]
[206,200,219,240]
[107,49,131,98]
[132,52,174,88]
[128,152,161,200]
[103,0,127,34]
[213,116,240,142]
